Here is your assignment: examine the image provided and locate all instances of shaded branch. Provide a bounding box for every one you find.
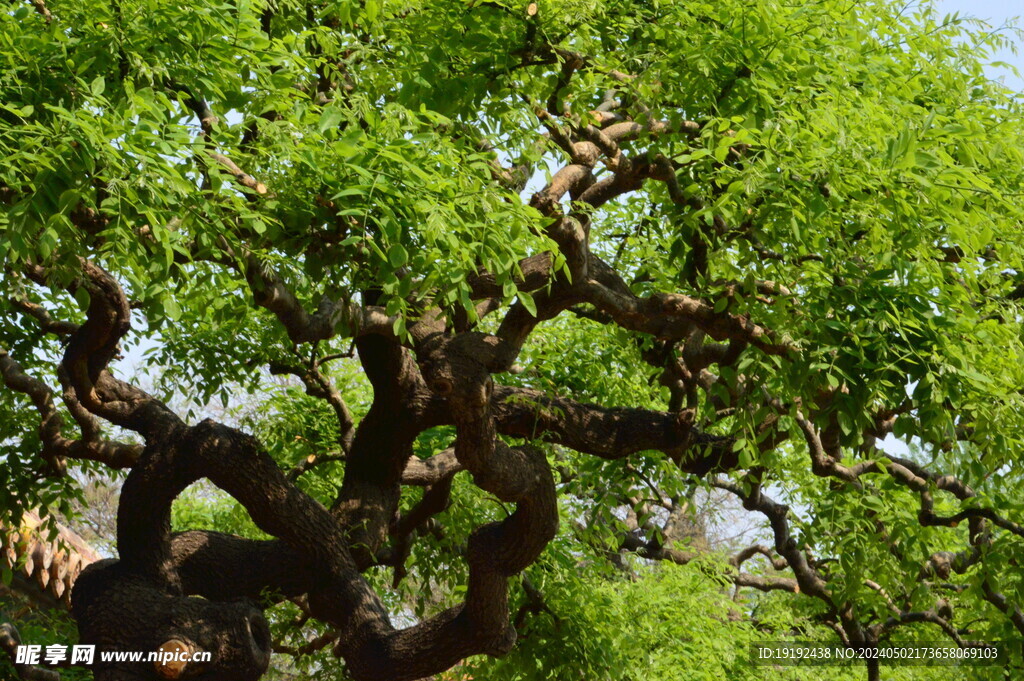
[9,299,79,337]
[59,260,181,438]
[267,359,355,453]
[0,623,61,681]
[491,385,736,475]
[28,0,52,23]
[0,349,141,472]
[245,256,395,344]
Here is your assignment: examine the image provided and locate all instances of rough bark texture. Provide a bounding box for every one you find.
[1,251,744,681]
[2,12,1021,678]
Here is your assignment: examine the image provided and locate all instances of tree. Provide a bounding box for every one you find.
[2,0,1024,679]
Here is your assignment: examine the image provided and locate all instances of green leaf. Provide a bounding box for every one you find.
[319,107,345,133]
[862,496,884,512]
[74,287,91,311]
[164,296,182,321]
[518,291,537,317]
[388,243,408,268]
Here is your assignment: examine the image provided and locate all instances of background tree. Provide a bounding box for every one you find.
[2,0,1024,680]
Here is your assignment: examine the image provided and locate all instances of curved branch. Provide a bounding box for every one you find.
[329,334,432,567]
[401,448,463,486]
[170,531,314,601]
[0,349,141,472]
[57,260,181,439]
[1,623,61,681]
[491,385,736,475]
[244,256,394,344]
[0,349,68,475]
[267,360,355,452]
[712,478,832,607]
[10,298,79,337]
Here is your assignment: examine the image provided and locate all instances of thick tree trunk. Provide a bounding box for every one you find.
[73,560,272,681]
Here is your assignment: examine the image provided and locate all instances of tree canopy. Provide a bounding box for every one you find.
[2,0,1024,680]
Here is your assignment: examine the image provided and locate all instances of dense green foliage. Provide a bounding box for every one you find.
[3,0,1024,679]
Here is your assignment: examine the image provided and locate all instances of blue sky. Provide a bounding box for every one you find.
[936,0,1023,89]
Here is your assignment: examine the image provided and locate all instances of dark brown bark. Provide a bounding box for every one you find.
[15,252,799,681]
[2,34,1018,678]
[73,560,272,681]
[55,280,562,681]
